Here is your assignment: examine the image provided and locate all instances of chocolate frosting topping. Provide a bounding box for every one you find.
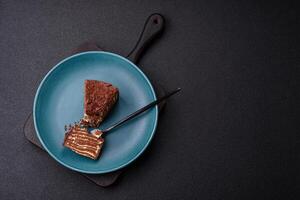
[81,80,119,127]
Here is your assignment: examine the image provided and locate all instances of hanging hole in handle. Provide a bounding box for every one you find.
[153,18,158,24]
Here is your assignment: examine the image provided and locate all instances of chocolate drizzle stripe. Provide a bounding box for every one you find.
[65,143,102,158]
[68,134,102,143]
[65,142,101,152]
[67,138,103,147]
[66,142,100,151]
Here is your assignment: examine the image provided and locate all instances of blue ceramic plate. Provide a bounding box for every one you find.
[33,51,158,174]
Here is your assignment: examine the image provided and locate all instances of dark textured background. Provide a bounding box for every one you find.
[0,0,299,199]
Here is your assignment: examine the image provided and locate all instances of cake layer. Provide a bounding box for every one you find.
[63,125,104,160]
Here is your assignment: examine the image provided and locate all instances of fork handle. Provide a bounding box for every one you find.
[102,87,181,133]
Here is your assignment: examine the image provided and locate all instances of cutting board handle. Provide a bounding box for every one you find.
[127,13,165,63]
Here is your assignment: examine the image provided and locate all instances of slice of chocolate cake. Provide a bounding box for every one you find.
[63,125,104,160]
[81,80,119,127]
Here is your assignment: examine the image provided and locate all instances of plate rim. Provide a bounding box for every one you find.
[33,51,158,174]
